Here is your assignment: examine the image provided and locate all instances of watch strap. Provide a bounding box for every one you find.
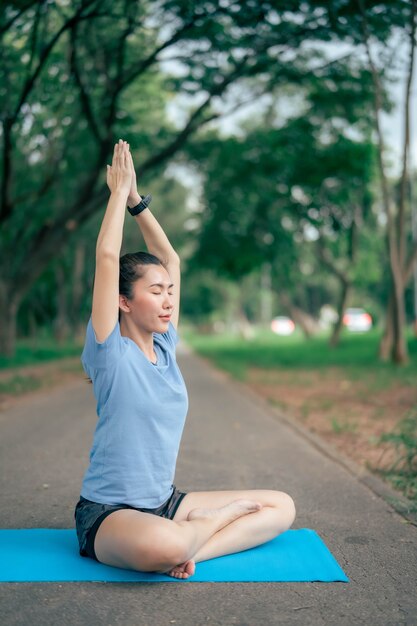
[127,193,152,216]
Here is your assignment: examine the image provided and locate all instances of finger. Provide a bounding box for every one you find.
[129,152,136,175]
[123,145,130,168]
[115,142,123,166]
[115,139,123,164]
[112,144,118,167]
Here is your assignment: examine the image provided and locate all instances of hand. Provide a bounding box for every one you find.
[106,139,132,196]
[127,150,141,207]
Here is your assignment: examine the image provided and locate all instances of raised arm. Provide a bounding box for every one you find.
[127,152,181,331]
[92,140,132,342]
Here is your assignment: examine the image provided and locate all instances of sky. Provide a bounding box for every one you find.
[164,34,416,181]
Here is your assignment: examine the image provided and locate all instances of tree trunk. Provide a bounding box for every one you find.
[330,279,350,347]
[359,0,415,365]
[379,283,408,363]
[54,265,70,343]
[391,279,408,363]
[0,280,18,357]
[70,241,86,337]
[379,290,394,361]
[279,291,319,338]
[237,308,255,340]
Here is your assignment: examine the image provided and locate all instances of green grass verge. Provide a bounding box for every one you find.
[0,339,83,370]
[184,328,417,385]
[0,375,42,395]
[185,327,417,503]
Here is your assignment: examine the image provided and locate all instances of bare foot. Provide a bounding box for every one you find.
[187,498,262,531]
[166,558,196,579]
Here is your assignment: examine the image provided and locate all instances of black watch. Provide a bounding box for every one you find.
[127,193,152,216]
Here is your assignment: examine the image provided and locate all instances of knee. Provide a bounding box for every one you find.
[280,492,296,528]
[272,491,296,529]
[162,535,190,567]
[142,531,189,571]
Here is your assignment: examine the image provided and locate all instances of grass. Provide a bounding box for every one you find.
[0,337,84,403]
[377,408,417,501]
[186,326,417,503]
[0,338,83,370]
[0,375,42,395]
[185,327,417,385]
[331,417,358,434]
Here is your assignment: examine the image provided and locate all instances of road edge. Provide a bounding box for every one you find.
[186,347,417,527]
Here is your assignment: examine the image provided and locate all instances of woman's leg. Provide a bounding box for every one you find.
[93,498,263,575]
[171,489,295,566]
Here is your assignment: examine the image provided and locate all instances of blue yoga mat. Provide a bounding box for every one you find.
[0,528,348,583]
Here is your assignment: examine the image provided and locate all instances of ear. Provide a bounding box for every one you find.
[119,294,131,314]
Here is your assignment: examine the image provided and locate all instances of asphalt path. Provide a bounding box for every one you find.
[0,343,416,626]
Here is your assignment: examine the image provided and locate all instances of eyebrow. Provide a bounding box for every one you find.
[148,282,174,288]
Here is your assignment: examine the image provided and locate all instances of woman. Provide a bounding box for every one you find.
[74,139,296,579]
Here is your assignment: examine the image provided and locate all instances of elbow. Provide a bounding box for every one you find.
[96,246,119,264]
[160,252,180,267]
[168,252,181,266]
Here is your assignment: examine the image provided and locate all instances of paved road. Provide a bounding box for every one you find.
[1,345,416,626]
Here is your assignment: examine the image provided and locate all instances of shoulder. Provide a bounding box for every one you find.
[81,316,127,372]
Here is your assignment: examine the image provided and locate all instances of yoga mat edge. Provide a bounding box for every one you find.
[0,528,349,583]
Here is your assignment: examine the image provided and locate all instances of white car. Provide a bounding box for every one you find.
[342,308,372,332]
[271,316,295,336]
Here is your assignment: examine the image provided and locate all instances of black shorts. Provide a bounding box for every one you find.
[74,485,187,562]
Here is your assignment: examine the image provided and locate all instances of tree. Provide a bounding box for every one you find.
[17,172,190,341]
[0,0,407,355]
[357,0,417,363]
[184,53,378,341]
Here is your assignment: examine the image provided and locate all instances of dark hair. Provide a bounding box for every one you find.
[86,251,164,383]
[119,251,165,300]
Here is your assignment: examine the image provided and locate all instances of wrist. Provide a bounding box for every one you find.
[127,193,152,217]
[111,188,130,202]
[127,192,141,208]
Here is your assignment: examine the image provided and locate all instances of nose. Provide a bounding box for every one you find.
[163,292,173,309]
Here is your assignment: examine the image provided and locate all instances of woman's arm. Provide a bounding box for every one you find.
[92,140,132,342]
[127,152,181,330]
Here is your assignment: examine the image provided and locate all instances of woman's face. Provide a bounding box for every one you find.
[120,265,174,333]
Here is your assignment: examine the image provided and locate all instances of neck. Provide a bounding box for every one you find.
[119,317,156,362]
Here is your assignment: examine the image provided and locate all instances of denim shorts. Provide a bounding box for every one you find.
[74,485,187,561]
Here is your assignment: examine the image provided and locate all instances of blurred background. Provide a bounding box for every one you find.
[0,0,416,501]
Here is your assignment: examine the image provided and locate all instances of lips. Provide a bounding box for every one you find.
[159,315,171,320]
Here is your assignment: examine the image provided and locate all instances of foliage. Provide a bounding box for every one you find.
[187,325,417,500]
[0,336,83,369]
[0,375,41,395]
[182,53,383,329]
[186,328,417,378]
[0,0,413,355]
[379,408,417,501]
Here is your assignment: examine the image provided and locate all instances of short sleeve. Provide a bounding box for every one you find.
[81,317,127,374]
[155,321,179,352]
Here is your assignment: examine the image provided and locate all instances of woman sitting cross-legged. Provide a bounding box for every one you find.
[74,139,296,579]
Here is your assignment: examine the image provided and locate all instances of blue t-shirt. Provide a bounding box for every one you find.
[80,317,189,508]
